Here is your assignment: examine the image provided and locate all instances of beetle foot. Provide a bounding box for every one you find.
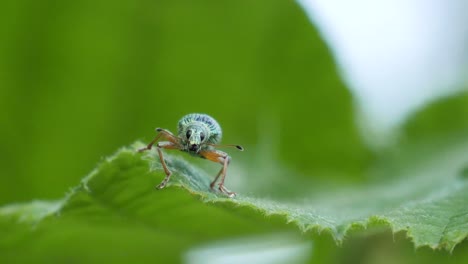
[156,175,171,189]
[219,185,236,198]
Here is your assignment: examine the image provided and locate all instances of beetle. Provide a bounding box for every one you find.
[138,113,243,198]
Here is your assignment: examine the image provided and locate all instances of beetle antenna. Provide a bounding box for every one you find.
[205,143,244,151]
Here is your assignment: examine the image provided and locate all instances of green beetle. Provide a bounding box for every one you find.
[138,113,243,198]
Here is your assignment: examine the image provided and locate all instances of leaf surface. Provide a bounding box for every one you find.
[1,138,467,262]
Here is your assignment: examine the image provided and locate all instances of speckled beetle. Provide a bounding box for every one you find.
[138,113,243,198]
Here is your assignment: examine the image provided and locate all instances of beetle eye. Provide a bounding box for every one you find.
[186,130,192,139]
[200,132,205,141]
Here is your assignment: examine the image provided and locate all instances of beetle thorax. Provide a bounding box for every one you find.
[177,113,222,146]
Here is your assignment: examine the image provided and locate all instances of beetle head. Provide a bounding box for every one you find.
[184,125,208,153]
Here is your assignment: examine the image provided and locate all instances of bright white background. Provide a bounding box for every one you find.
[299,0,468,146]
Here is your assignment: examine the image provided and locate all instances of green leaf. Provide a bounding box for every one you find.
[1,137,467,262]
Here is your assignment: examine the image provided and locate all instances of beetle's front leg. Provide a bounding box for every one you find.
[199,150,236,198]
[137,128,182,189]
[138,128,179,152]
[155,141,179,189]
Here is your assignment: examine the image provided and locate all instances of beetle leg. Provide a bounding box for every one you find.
[138,128,180,152]
[210,168,223,190]
[154,141,179,189]
[138,128,181,189]
[199,150,236,198]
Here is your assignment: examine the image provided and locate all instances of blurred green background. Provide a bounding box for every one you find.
[0,0,370,205]
[1,0,467,263]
